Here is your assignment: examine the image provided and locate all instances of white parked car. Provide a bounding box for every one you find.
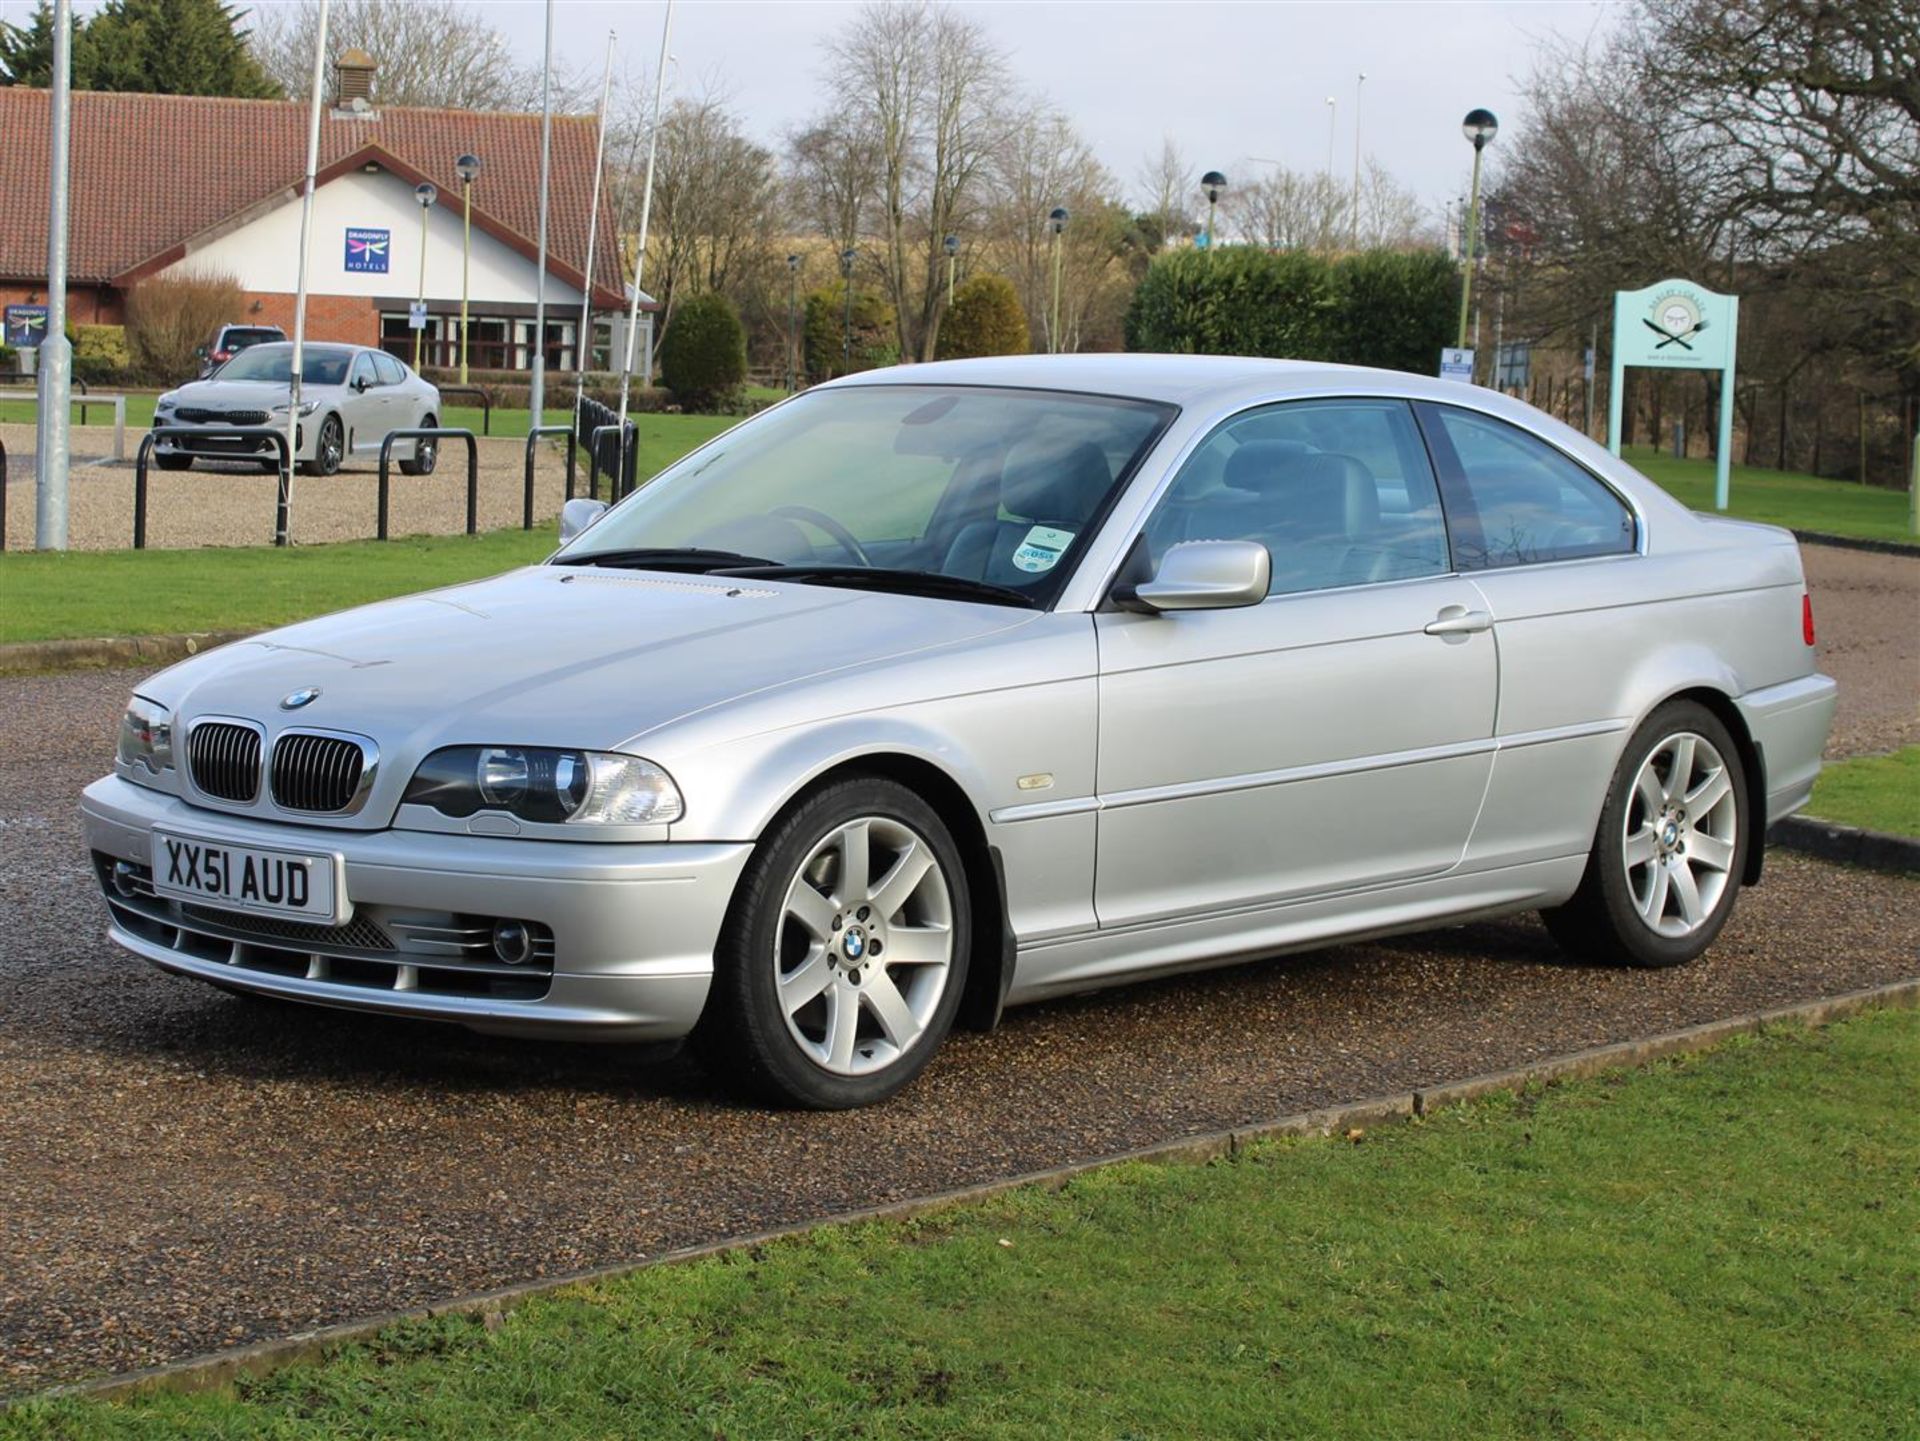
[152,342,440,477]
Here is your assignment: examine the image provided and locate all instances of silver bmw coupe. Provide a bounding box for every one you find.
[84,355,1837,1107]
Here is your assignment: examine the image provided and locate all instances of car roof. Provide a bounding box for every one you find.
[818,353,1378,405]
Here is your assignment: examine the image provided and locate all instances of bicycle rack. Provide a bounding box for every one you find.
[377,427,479,540]
[435,385,493,436]
[134,427,293,549]
[523,426,579,528]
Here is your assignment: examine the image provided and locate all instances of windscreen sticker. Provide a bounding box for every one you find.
[1011,525,1074,573]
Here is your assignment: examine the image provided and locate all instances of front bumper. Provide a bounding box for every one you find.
[81,774,752,1042]
[152,421,315,464]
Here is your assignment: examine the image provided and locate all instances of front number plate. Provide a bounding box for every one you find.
[151,830,341,923]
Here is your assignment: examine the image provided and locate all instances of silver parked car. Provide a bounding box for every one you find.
[85,356,1837,1107]
[152,342,440,477]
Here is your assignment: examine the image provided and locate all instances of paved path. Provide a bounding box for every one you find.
[2,424,579,551]
[1,659,1915,1396]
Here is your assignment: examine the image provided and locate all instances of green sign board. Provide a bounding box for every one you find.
[1608,277,1740,508]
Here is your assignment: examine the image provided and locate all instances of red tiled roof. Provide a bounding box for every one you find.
[0,88,625,306]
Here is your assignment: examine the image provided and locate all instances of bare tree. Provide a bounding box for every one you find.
[1226,166,1347,251]
[818,0,1013,361]
[250,0,578,111]
[1134,135,1194,249]
[788,114,880,261]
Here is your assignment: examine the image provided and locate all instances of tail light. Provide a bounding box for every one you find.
[1802,593,1816,646]
[212,350,230,362]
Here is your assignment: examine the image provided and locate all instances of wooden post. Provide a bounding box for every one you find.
[1858,390,1868,484]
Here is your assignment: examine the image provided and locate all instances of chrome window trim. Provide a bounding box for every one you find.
[1063,386,1655,614]
[270,727,381,817]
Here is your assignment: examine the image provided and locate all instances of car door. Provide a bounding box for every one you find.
[344,352,386,453]
[1411,401,1643,869]
[1092,397,1499,929]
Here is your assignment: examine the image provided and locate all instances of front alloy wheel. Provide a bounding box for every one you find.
[301,414,344,476]
[699,777,970,1108]
[1543,699,1747,968]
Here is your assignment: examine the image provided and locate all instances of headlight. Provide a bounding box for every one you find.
[270,401,320,417]
[402,746,683,825]
[154,395,176,413]
[117,696,174,775]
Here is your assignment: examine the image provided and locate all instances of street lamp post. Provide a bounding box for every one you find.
[1047,206,1069,354]
[1456,108,1498,351]
[412,181,437,371]
[840,247,856,375]
[455,154,480,383]
[944,233,959,307]
[1200,171,1226,253]
[1324,96,1337,179]
[786,253,800,392]
[1350,72,1366,249]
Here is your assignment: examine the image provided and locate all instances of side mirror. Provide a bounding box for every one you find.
[1121,540,1270,613]
[352,375,370,392]
[558,497,609,545]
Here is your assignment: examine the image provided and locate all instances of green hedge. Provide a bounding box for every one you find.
[659,292,748,412]
[936,274,1030,360]
[804,285,898,382]
[1125,247,1458,375]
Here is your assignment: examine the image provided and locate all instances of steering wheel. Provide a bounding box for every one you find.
[770,505,873,566]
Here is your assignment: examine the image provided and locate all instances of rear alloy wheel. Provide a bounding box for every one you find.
[1543,700,1747,967]
[400,414,437,476]
[300,414,344,477]
[699,777,970,1108]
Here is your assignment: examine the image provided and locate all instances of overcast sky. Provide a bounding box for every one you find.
[12,0,1622,215]
[490,0,1620,215]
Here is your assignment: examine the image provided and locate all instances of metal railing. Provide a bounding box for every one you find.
[523,426,578,529]
[134,428,292,549]
[377,427,479,540]
[435,385,493,436]
[575,396,637,501]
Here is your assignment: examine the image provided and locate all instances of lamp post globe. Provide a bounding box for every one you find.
[943,232,960,307]
[1199,170,1226,253]
[412,183,438,371]
[455,154,482,184]
[1456,109,1499,353]
[1046,208,1069,354]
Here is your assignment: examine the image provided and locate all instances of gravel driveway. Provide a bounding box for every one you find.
[2,423,584,551]
[1,655,1915,1396]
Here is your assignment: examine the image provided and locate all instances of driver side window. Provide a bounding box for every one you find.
[350,353,378,389]
[1143,399,1451,597]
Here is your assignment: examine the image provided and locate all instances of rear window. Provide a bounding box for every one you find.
[224,328,282,348]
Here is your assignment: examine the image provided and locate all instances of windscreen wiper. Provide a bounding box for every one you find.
[716,564,1038,609]
[550,547,779,573]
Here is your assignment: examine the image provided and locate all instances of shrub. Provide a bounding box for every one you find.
[804,285,898,382]
[125,272,242,382]
[936,274,1030,360]
[1327,250,1460,377]
[72,323,131,384]
[1124,246,1458,375]
[658,292,748,412]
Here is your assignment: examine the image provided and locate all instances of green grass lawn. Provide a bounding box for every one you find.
[1805,747,1920,837]
[6,1009,1913,1438]
[1626,446,1916,544]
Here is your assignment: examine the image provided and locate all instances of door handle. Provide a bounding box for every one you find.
[1424,607,1493,637]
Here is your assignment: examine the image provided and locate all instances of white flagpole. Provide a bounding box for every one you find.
[573,31,616,436]
[530,0,555,430]
[617,0,673,429]
[34,0,73,551]
[282,0,330,548]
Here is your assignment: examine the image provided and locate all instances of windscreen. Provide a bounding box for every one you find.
[216,345,353,386]
[556,385,1174,604]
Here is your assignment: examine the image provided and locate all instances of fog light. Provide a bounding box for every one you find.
[491,919,533,965]
[112,861,140,898]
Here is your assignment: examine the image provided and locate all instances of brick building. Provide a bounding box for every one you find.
[0,51,629,372]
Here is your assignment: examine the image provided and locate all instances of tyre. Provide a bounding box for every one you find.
[300,414,344,477]
[155,453,194,472]
[399,414,437,476]
[697,776,971,1108]
[1542,699,1747,968]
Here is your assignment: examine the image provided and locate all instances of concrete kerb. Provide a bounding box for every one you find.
[1768,815,1920,875]
[25,974,1919,1411]
[0,628,261,677]
[1792,529,1920,559]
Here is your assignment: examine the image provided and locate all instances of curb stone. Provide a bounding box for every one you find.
[1791,529,1920,559]
[0,628,260,677]
[1768,815,1920,875]
[19,974,1918,1411]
